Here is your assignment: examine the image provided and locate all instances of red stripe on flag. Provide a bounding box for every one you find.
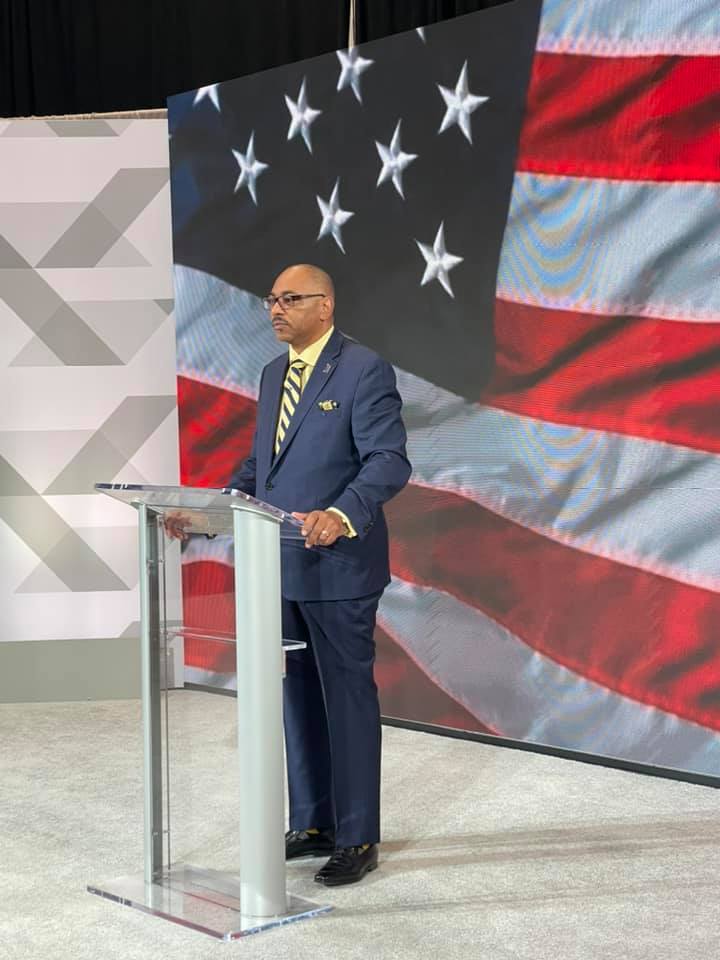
[517,52,720,181]
[181,559,236,672]
[177,376,256,487]
[386,485,720,733]
[485,299,720,454]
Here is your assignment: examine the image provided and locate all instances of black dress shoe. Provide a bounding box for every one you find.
[285,828,336,860]
[314,844,378,886]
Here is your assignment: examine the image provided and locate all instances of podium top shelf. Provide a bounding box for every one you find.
[95,483,304,539]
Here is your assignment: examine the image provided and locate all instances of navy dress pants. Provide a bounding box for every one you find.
[282,591,382,848]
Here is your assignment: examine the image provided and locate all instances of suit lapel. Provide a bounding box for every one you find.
[269,329,344,474]
[257,356,287,476]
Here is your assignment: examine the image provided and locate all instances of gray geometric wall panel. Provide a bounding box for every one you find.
[38,168,168,268]
[45,396,177,495]
[1,119,130,139]
[4,265,122,365]
[0,119,179,643]
[0,202,86,265]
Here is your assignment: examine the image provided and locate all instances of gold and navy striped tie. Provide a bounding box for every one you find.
[275,359,307,454]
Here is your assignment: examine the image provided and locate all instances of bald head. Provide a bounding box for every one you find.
[269,263,336,351]
[275,263,335,303]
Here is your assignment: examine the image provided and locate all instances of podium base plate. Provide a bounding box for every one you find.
[88,863,332,940]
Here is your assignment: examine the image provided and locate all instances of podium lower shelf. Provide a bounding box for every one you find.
[87,863,332,940]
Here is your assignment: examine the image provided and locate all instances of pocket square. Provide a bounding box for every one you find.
[318,400,339,412]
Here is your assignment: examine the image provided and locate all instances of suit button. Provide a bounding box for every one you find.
[265,481,273,491]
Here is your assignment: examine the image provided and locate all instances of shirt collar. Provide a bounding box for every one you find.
[289,325,334,368]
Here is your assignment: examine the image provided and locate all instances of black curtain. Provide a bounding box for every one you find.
[0,0,518,118]
[0,0,350,117]
[355,0,513,42]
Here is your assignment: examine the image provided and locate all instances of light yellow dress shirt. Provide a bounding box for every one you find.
[288,324,335,389]
[284,326,357,538]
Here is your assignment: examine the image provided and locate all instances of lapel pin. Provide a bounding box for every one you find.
[318,400,339,411]
[322,362,332,374]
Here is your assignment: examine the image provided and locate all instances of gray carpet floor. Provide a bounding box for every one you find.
[1,692,718,960]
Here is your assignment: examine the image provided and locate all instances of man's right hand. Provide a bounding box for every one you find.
[163,511,192,541]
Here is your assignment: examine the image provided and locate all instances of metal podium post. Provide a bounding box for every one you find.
[138,502,164,884]
[88,483,331,939]
[232,502,286,917]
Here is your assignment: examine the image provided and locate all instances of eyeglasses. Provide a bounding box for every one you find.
[262,293,326,311]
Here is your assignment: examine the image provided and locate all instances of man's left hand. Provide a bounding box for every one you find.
[292,510,346,548]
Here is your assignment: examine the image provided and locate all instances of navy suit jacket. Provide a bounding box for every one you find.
[229,329,411,601]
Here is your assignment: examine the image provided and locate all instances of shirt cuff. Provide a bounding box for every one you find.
[327,507,358,538]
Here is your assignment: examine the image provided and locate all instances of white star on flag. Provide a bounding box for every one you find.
[416,222,463,297]
[193,85,220,111]
[376,121,418,199]
[285,78,322,153]
[437,61,488,144]
[336,48,374,103]
[317,179,354,253]
[231,134,268,205]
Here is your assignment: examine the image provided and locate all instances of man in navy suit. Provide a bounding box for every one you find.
[229,263,411,886]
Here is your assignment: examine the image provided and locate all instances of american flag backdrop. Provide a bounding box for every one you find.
[168,0,720,777]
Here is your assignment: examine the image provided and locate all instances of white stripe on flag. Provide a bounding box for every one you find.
[397,369,720,593]
[182,534,234,565]
[185,665,237,690]
[497,174,720,322]
[537,0,720,57]
[174,263,280,393]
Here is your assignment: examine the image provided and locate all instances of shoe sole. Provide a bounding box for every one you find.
[314,861,378,886]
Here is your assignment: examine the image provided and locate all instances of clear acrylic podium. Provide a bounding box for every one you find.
[87,483,331,939]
